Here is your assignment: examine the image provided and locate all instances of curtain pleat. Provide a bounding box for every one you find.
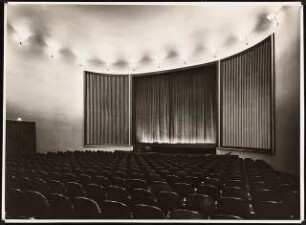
[84,72,129,145]
[134,64,217,144]
[220,36,272,150]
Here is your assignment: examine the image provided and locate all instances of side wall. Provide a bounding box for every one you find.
[217,7,301,175]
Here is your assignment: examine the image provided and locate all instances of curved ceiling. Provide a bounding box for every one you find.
[6,3,289,74]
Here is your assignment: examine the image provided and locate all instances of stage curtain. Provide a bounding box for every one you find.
[134,74,171,143]
[133,64,217,144]
[220,36,273,150]
[84,72,129,145]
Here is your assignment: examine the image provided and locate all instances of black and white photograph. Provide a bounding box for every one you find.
[1,1,304,222]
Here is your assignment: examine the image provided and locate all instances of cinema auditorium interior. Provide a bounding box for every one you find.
[3,2,303,221]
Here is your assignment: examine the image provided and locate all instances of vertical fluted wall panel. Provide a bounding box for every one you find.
[220,36,273,150]
[84,72,129,145]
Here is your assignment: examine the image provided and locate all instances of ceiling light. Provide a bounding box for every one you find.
[13,22,31,45]
[266,14,275,21]
[266,13,279,26]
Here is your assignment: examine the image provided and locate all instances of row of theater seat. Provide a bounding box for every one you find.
[5,151,300,219]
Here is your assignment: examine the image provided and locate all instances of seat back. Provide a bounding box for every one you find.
[147,174,163,183]
[66,182,85,199]
[131,188,156,205]
[251,188,275,202]
[219,197,249,218]
[48,180,65,194]
[18,177,33,191]
[25,190,50,218]
[183,176,201,187]
[151,181,172,195]
[254,200,289,219]
[6,188,28,218]
[32,177,48,195]
[77,174,92,185]
[197,184,219,199]
[107,186,130,205]
[222,187,247,199]
[173,183,194,197]
[156,191,181,213]
[85,184,106,203]
[186,194,215,216]
[100,200,131,219]
[169,209,203,219]
[73,197,101,219]
[133,204,165,219]
[225,179,246,189]
[211,214,242,219]
[165,175,180,185]
[129,179,148,190]
[92,175,109,188]
[47,193,73,219]
[111,177,127,188]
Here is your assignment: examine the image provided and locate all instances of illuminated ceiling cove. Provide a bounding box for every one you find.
[6,3,291,74]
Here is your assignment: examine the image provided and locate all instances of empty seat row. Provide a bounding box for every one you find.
[5,151,300,219]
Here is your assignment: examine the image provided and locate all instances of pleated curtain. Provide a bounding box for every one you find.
[220,36,273,150]
[134,64,217,144]
[84,72,129,145]
[134,75,170,143]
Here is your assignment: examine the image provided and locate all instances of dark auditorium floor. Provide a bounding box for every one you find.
[5,151,300,220]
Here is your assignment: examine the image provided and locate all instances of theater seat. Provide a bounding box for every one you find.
[165,175,180,186]
[251,188,275,202]
[107,186,130,206]
[48,180,65,194]
[196,184,219,199]
[85,184,106,204]
[66,182,86,199]
[151,181,172,195]
[211,214,242,219]
[133,204,165,219]
[156,191,181,213]
[186,194,215,217]
[169,209,203,219]
[6,188,28,218]
[77,174,92,185]
[92,175,109,188]
[100,200,131,219]
[253,200,290,219]
[32,177,48,195]
[131,188,157,205]
[284,190,300,219]
[173,183,194,198]
[129,179,149,190]
[25,190,50,219]
[218,197,249,218]
[111,177,127,188]
[18,177,33,191]
[73,197,101,219]
[47,193,74,219]
[225,179,246,189]
[147,174,163,183]
[221,187,247,199]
